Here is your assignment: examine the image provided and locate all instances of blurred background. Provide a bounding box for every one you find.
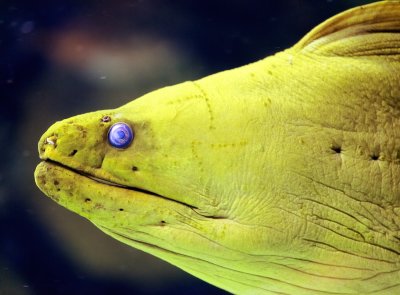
[0,0,375,294]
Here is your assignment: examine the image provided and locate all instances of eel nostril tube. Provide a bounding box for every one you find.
[45,135,57,146]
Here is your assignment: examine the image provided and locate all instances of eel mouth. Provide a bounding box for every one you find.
[38,159,198,210]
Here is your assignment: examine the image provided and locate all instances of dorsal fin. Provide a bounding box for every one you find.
[293,1,400,56]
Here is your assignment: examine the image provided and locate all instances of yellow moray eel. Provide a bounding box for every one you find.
[35,1,400,294]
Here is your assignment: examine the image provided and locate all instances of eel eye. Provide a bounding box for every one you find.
[108,122,134,149]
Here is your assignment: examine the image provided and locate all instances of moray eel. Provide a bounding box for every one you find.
[35,1,400,294]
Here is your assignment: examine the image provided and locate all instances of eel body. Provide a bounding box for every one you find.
[35,1,400,294]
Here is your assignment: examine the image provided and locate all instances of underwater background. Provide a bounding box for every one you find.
[0,0,375,294]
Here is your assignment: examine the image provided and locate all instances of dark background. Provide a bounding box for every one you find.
[0,1,374,294]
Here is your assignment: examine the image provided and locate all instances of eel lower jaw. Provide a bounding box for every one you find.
[41,159,199,210]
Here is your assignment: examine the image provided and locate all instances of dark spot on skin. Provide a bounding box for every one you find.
[160,220,166,226]
[85,198,91,203]
[101,115,111,122]
[371,154,379,161]
[132,166,138,171]
[396,150,400,161]
[53,180,59,185]
[331,145,342,154]
[37,175,46,185]
[68,150,78,157]
[119,208,124,211]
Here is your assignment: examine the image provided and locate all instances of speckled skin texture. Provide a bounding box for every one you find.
[35,2,400,294]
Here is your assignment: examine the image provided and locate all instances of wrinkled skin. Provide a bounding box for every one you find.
[35,2,400,294]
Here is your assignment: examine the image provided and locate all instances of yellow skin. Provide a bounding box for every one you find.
[35,2,400,294]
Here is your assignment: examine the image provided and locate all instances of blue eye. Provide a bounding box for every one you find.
[108,122,134,149]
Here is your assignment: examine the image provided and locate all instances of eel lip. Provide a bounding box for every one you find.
[41,159,199,210]
[43,159,158,194]
[86,173,130,188]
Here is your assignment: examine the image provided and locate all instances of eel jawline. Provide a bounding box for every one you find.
[43,159,199,210]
